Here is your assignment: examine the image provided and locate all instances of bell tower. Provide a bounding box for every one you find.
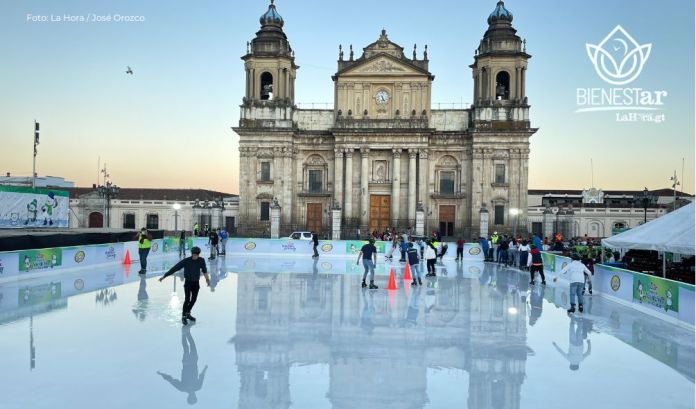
[470,0,531,125]
[241,0,298,109]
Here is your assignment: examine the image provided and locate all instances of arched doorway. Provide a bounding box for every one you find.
[88,212,104,228]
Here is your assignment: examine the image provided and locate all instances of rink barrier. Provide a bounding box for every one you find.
[540,252,695,327]
[190,237,485,261]
[0,237,484,282]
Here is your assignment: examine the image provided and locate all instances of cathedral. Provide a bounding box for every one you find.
[234,0,537,238]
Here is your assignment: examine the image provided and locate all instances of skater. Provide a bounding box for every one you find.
[581,253,595,295]
[135,227,153,274]
[218,228,228,256]
[179,230,187,258]
[357,238,378,289]
[385,236,398,261]
[399,236,408,262]
[156,326,208,404]
[555,254,593,314]
[424,239,437,277]
[207,229,219,260]
[479,237,490,262]
[159,246,211,325]
[553,317,591,371]
[518,240,530,271]
[528,245,546,285]
[456,237,465,261]
[406,242,422,286]
[498,237,509,265]
[311,232,319,258]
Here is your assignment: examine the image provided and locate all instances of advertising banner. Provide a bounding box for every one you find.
[0,185,69,228]
[18,248,62,272]
[541,252,556,272]
[633,274,679,313]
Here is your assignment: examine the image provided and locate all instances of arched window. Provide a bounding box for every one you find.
[495,71,510,100]
[88,212,104,228]
[260,72,273,100]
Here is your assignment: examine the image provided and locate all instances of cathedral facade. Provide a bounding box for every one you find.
[234,1,537,238]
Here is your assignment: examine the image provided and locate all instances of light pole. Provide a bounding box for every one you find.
[633,188,657,224]
[173,203,181,231]
[509,208,519,238]
[32,121,39,189]
[97,172,119,228]
[670,171,680,211]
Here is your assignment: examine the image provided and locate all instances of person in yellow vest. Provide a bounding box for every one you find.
[135,227,153,274]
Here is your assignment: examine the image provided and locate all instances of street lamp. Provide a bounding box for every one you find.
[633,187,657,224]
[97,180,120,228]
[509,208,520,238]
[173,203,181,231]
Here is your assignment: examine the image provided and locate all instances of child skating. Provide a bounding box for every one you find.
[406,242,422,286]
[555,254,593,314]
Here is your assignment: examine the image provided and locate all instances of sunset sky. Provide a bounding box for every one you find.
[1,0,693,195]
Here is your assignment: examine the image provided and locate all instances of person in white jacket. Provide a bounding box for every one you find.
[556,254,593,314]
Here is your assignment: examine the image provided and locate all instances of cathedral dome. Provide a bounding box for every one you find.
[260,0,284,28]
[487,1,513,25]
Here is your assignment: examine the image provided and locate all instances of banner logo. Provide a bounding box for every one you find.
[321,244,333,253]
[469,247,481,256]
[611,275,621,292]
[74,251,86,263]
[586,25,651,86]
[244,241,257,251]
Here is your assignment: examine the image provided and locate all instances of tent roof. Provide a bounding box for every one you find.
[602,202,695,255]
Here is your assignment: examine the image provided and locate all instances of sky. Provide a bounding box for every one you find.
[0,0,693,195]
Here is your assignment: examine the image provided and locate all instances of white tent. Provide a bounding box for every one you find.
[602,202,695,255]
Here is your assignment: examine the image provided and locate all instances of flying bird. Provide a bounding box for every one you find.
[125,66,133,75]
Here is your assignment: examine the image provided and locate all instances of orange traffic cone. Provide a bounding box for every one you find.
[403,263,412,281]
[387,267,398,290]
[123,250,132,265]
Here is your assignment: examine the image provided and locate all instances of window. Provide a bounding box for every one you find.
[260,162,271,182]
[260,72,273,100]
[260,202,270,221]
[440,171,455,194]
[123,213,136,229]
[494,205,505,225]
[495,164,506,184]
[146,214,159,229]
[495,71,510,100]
[308,170,322,193]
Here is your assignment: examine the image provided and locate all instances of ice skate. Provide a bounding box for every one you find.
[567,304,576,314]
[369,281,378,290]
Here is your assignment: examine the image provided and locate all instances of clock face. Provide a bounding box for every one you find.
[375,90,390,105]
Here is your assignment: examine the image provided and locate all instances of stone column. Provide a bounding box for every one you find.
[479,205,489,238]
[344,149,353,220]
[334,148,344,207]
[331,205,342,240]
[418,149,429,219]
[408,149,417,224]
[283,148,293,226]
[391,148,401,227]
[543,207,554,239]
[270,200,281,239]
[416,203,425,236]
[360,148,370,229]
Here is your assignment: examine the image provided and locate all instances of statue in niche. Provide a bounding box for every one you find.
[375,162,386,182]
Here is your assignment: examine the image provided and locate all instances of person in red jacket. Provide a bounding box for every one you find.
[528,245,546,285]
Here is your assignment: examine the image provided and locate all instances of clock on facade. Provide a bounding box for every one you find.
[375,90,390,105]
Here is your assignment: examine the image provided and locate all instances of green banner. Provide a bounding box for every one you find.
[541,252,556,272]
[633,274,679,312]
[18,248,63,272]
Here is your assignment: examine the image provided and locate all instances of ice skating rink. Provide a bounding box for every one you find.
[0,255,693,409]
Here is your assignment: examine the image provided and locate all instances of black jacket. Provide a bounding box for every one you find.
[162,257,207,282]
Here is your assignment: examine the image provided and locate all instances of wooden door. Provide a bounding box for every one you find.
[369,195,391,233]
[306,203,322,234]
[439,205,455,237]
[88,212,104,228]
